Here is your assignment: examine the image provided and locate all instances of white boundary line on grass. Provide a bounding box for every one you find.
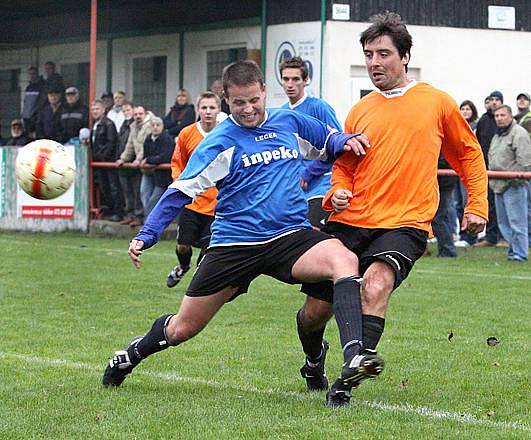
[6,237,531,281]
[1,351,529,433]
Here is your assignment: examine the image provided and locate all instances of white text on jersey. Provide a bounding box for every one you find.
[241,146,299,167]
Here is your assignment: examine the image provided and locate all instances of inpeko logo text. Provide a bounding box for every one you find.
[242,146,299,168]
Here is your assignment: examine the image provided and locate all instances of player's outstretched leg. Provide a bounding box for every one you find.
[326,276,384,407]
[103,314,176,387]
[167,245,192,288]
[296,298,333,391]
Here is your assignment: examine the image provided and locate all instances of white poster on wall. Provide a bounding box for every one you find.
[266,22,321,108]
[16,145,76,219]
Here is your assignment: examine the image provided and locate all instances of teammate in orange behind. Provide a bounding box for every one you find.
[303,12,489,407]
[166,92,221,287]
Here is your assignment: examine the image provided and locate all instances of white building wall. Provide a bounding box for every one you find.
[183,26,260,102]
[324,21,531,125]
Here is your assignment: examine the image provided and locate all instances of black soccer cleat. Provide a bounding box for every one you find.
[300,340,330,391]
[340,349,384,389]
[102,337,143,387]
[166,264,190,288]
[326,379,352,407]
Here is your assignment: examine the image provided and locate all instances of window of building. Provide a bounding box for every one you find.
[0,68,21,139]
[61,62,90,104]
[206,48,247,88]
[132,56,167,117]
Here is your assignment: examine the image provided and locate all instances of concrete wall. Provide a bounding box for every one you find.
[324,21,531,125]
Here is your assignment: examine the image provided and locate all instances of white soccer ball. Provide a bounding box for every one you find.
[15,139,76,200]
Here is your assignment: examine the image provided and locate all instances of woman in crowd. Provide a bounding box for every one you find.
[163,89,196,138]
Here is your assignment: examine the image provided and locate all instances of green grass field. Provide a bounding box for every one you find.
[0,232,529,439]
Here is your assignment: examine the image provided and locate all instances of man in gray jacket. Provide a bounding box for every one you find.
[488,105,531,261]
[116,105,153,226]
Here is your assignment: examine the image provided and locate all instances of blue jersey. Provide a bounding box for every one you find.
[281,95,342,199]
[135,108,356,249]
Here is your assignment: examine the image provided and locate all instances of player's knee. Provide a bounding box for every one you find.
[300,301,333,329]
[328,242,359,274]
[165,316,205,343]
[361,275,393,310]
[177,244,190,254]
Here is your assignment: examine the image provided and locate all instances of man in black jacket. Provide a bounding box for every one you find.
[474,90,503,247]
[36,89,63,141]
[21,66,47,135]
[60,87,89,143]
[90,99,124,221]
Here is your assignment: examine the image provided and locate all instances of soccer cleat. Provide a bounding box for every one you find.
[300,340,329,391]
[102,336,143,387]
[166,265,190,288]
[326,379,352,407]
[340,349,384,389]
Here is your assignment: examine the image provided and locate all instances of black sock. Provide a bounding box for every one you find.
[177,247,192,269]
[333,276,363,361]
[127,314,179,364]
[362,315,385,350]
[196,248,207,267]
[296,309,326,361]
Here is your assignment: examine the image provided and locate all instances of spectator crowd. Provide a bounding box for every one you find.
[1,62,530,260]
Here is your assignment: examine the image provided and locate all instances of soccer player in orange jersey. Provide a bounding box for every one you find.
[166,92,221,287]
[302,12,489,407]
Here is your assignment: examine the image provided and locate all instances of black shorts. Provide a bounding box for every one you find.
[186,229,334,301]
[301,222,428,299]
[307,198,330,230]
[177,207,214,248]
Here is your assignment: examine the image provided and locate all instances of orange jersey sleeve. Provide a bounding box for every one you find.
[326,82,488,231]
[171,123,218,216]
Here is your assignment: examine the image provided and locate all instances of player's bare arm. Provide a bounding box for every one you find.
[331,189,353,212]
[128,239,144,268]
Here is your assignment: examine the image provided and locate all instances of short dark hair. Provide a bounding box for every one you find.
[494,104,512,115]
[279,56,308,81]
[122,100,133,108]
[45,61,55,68]
[91,99,105,107]
[459,100,478,122]
[360,12,413,72]
[222,60,263,96]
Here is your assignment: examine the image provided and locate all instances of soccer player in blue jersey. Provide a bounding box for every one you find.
[280,56,342,230]
[103,61,382,404]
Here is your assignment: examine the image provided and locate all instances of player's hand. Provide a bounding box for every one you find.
[128,239,144,269]
[331,189,353,212]
[115,159,124,167]
[300,179,308,191]
[131,159,140,168]
[344,134,370,156]
[461,213,486,235]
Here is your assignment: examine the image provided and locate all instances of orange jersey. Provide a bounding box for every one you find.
[324,81,488,232]
[171,122,218,216]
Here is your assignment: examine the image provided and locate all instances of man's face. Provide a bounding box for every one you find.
[134,107,146,124]
[102,97,114,109]
[28,69,38,82]
[44,63,54,77]
[198,97,220,125]
[47,92,61,105]
[494,108,512,128]
[281,67,306,102]
[123,104,133,120]
[364,35,409,91]
[151,120,163,135]
[114,94,125,106]
[65,93,79,105]
[490,97,502,111]
[91,103,105,120]
[226,82,266,128]
[484,98,492,111]
[211,80,224,98]
[11,123,23,137]
[516,96,530,111]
